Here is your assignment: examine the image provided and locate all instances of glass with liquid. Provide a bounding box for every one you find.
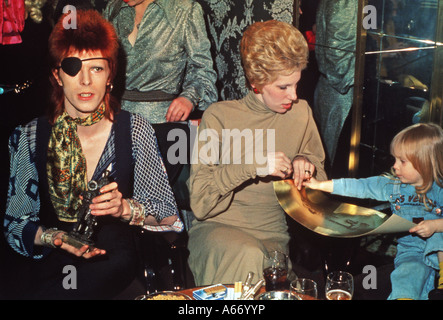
[325,271,354,300]
[263,251,288,291]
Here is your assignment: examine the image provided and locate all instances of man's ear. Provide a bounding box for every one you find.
[52,68,63,86]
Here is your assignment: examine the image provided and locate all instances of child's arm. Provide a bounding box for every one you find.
[409,219,443,238]
[303,177,334,193]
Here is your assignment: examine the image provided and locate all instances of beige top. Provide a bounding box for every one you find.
[188,91,327,231]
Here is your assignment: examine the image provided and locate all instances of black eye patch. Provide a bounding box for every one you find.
[59,57,110,77]
[60,57,83,76]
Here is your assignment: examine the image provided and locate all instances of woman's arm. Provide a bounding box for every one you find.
[188,112,258,220]
[292,106,327,188]
[180,2,218,111]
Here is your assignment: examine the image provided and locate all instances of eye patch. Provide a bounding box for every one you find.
[59,57,109,77]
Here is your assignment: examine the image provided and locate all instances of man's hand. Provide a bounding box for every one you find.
[166,97,194,122]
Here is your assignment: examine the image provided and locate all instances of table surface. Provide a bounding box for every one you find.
[179,284,316,300]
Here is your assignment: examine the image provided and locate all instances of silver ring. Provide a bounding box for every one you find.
[304,170,311,175]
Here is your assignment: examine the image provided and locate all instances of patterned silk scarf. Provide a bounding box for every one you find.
[47,104,106,222]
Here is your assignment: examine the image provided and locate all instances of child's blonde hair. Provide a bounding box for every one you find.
[390,122,443,207]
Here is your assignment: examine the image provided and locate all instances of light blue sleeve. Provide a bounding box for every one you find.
[332,176,394,202]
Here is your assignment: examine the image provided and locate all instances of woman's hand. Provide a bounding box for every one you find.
[256,151,293,179]
[89,181,131,220]
[292,156,315,190]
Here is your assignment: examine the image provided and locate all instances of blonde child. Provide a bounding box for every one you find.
[304,123,443,300]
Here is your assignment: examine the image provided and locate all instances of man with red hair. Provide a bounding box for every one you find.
[3,9,182,299]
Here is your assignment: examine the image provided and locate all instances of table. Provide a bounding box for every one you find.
[178,284,316,300]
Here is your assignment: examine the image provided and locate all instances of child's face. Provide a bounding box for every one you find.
[392,150,423,187]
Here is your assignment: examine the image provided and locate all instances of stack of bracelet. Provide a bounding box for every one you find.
[125,198,145,226]
[40,228,66,248]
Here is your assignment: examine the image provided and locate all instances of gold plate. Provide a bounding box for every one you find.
[274,180,389,238]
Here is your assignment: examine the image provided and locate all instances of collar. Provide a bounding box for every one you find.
[119,0,176,28]
[155,0,176,27]
[243,90,275,114]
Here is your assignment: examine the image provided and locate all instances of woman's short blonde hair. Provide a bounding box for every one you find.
[240,20,308,90]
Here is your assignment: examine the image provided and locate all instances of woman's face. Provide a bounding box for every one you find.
[254,71,301,114]
[53,50,110,119]
[392,148,423,186]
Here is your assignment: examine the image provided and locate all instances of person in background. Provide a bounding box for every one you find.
[3,9,182,299]
[304,123,443,300]
[103,0,218,124]
[187,20,327,286]
[313,0,357,170]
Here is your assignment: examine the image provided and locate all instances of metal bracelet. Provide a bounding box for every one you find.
[126,199,145,226]
[120,199,134,223]
[40,228,64,248]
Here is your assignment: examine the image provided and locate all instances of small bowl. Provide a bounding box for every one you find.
[256,291,301,300]
[135,291,192,300]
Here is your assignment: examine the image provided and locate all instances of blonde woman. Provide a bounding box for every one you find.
[187,20,327,286]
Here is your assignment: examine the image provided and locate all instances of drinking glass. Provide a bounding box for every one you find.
[262,250,288,291]
[290,278,318,300]
[325,271,354,300]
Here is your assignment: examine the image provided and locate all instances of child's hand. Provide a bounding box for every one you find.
[409,220,438,238]
[302,178,333,193]
[303,177,320,189]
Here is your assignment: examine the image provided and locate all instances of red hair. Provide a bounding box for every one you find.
[48,9,120,123]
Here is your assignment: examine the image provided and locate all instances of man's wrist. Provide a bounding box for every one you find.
[40,228,65,248]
